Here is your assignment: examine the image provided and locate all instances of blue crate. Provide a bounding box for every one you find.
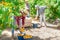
[24,38,32,40]
[18,36,24,40]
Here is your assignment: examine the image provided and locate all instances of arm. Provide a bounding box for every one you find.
[35,5,39,10]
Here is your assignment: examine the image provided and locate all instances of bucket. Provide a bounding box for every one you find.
[18,36,24,40]
[33,23,38,28]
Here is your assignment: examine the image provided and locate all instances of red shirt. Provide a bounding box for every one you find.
[21,16,25,25]
[15,16,25,26]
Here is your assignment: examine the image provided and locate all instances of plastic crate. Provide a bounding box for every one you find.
[24,38,32,40]
[18,36,24,40]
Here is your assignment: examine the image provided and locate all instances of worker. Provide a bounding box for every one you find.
[35,5,47,27]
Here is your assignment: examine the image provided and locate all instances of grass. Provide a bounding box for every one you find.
[0,30,2,36]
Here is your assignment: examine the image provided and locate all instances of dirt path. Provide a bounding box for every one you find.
[0,27,60,40]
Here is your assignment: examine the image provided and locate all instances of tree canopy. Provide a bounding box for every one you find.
[0,0,60,29]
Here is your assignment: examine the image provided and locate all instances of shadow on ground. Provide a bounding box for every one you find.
[32,36,43,40]
[0,34,60,40]
[0,35,18,40]
[0,35,42,40]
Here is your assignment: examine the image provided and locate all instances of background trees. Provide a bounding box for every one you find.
[0,0,60,29]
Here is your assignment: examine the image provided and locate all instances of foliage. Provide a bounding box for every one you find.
[0,0,60,29]
[0,0,23,29]
[0,30,2,35]
[30,0,60,22]
[46,0,60,22]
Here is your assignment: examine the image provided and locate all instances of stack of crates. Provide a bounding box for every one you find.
[17,27,32,40]
[18,34,32,40]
